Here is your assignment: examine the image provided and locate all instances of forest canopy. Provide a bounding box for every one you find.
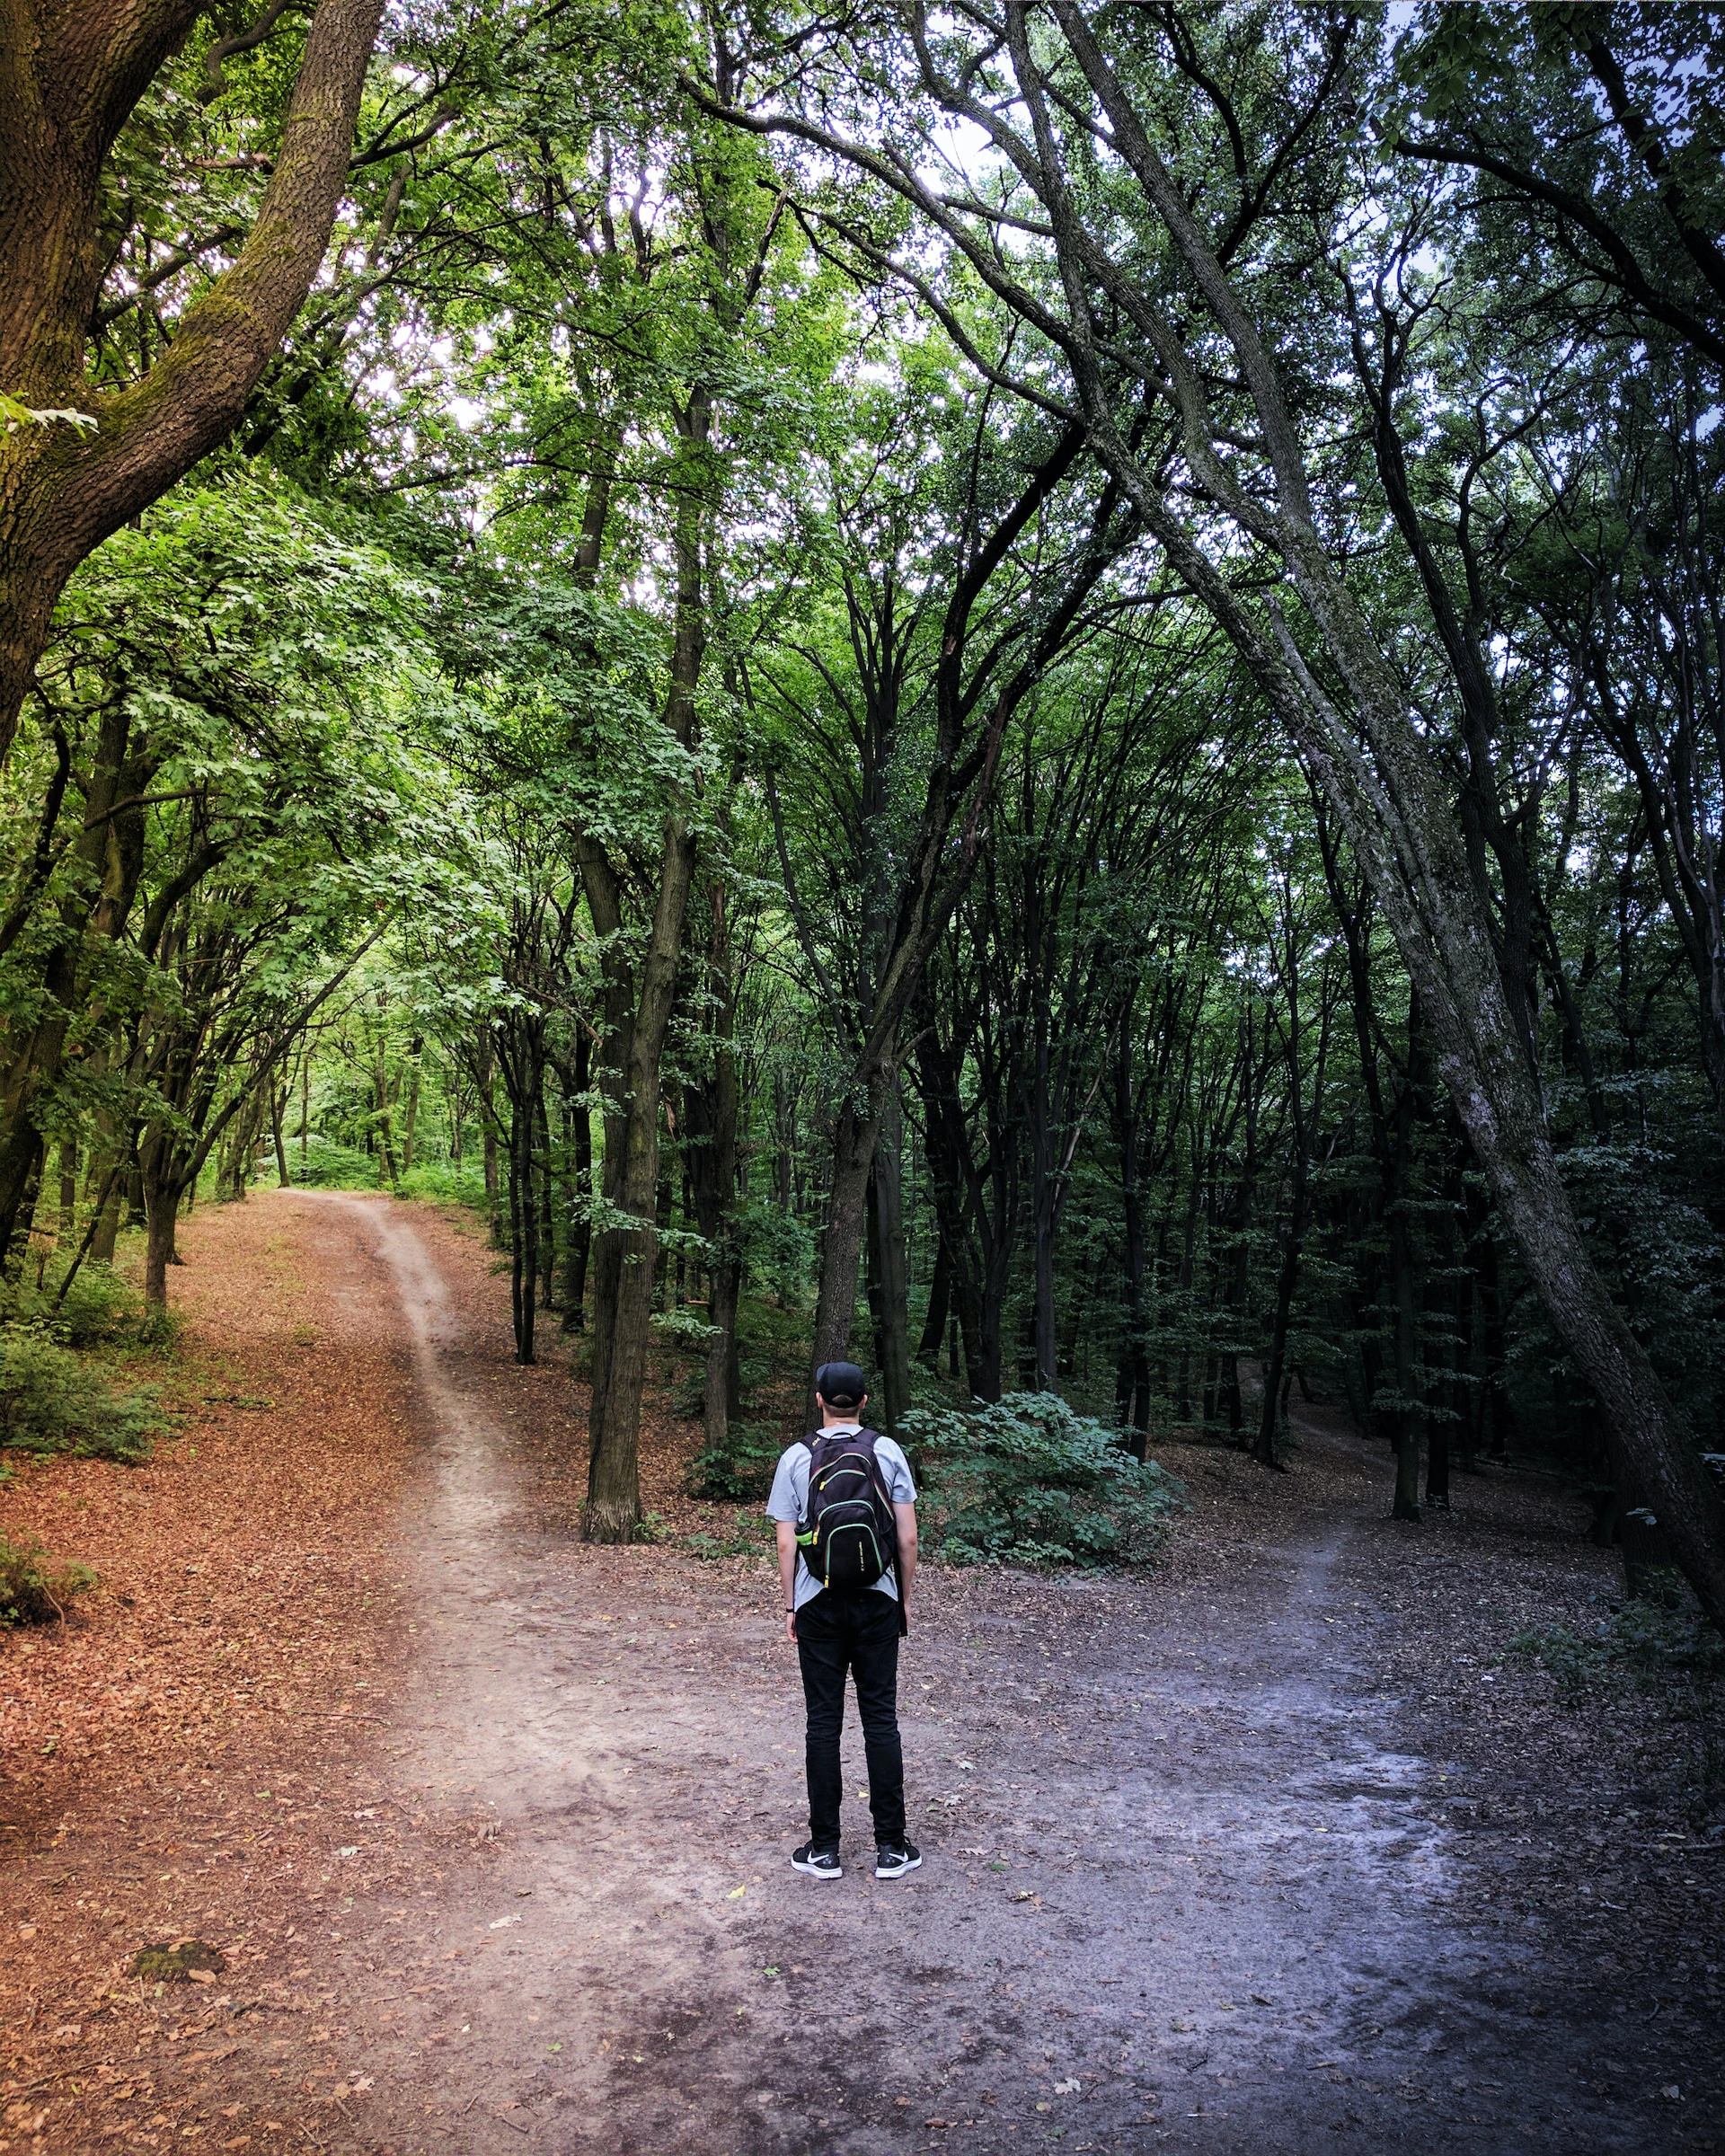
[2,0,1723,1616]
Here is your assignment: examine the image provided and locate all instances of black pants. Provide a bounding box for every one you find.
[795,1587,905,1850]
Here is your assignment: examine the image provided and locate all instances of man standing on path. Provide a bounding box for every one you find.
[766,1361,921,1882]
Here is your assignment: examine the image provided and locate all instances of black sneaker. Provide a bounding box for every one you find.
[874,1840,923,1879]
[791,1842,843,1879]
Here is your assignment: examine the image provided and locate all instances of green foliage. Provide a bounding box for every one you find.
[686,1421,783,1503]
[0,1533,98,1625]
[1505,1600,1725,1705]
[284,1136,384,1190]
[5,1259,168,1354]
[0,1328,165,1463]
[395,1160,492,1209]
[734,1202,815,1310]
[901,1393,1187,1570]
[683,1516,775,1562]
[652,1304,722,1349]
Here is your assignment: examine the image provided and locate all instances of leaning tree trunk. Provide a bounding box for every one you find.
[1014,0,1725,1621]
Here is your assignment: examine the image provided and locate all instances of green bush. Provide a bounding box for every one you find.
[686,1421,784,1503]
[899,1392,1187,1570]
[282,1135,380,1189]
[4,1259,172,1352]
[396,1159,493,1207]
[1506,1597,1725,1703]
[684,1517,774,1561]
[0,1327,164,1463]
[0,1532,97,1624]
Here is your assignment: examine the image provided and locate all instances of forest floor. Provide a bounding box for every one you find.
[1,1188,1721,2156]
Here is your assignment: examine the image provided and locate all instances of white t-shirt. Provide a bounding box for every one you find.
[765,1424,917,1613]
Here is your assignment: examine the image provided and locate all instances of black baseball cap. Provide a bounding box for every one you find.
[815,1361,868,1408]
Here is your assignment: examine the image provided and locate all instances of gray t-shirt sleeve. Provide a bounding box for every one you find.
[765,1444,810,1524]
[874,1436,917,1504]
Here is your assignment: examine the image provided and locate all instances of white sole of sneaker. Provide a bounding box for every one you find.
[873,1856,922,1878]
[791,1860,844,1878]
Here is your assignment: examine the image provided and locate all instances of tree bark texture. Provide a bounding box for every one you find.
[582,406,710,1542]
[868,1085,912,1432]
[0,0,385,760]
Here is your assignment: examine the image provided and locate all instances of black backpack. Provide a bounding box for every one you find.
[797,1428,898,1590]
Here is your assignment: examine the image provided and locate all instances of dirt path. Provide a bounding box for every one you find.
[5,1190,1721,2155]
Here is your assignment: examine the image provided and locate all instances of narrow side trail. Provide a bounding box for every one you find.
[4,1190,1715,2156]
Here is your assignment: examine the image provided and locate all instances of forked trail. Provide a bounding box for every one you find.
[314,1193,1688,2156]
[4,1189,1711,2155]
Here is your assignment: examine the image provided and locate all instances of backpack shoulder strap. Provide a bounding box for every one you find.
[856,1430,905,1594]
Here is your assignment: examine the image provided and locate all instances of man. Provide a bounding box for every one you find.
[765,1361,922,1881]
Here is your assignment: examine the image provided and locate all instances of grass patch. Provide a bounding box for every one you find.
[900,1392,1187,1570]
[6,1257,178,1353]
[0,1531,97,1625]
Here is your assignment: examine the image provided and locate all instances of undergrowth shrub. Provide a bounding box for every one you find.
[6,1259,176,1351]
[281,1135,378,1189]
[900,1392,1187,1569]
[396,1160,492,1207]
[686,1421,783,1504]
[1504,1598,1725,1703]
[683,1517,774,1561]
[0,1326,164,1463]
[0,1532,97,1624]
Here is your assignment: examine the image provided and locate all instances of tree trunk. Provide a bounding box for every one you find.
[869,1085,912,1431]
[584,398,711,1542]
[1255,1162,1305,1469]
[1113,1033,1151,1459]
[57,1135,75,1243]
[141,1164,184,1307]
[537,1082,556,1310]
[0,0,386,762]
[562,1037,592,1330]
[699,888,741,1447]
[479,1045,499,1228]
[402,1036,423,1173]
[917,1238,951,1366]
[270,1082,289,1188]
[809,1058,894,1394]
[90,1165,122,1267]
[1030,985,1058,1392]
[374,1037,398,1187]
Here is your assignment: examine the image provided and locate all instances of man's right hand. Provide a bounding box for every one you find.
[783,1608,798,1645]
